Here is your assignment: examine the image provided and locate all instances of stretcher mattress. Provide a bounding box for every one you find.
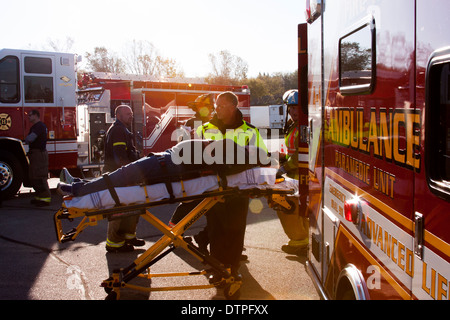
[63,167,298,210]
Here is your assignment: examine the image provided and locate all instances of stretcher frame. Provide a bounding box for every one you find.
[54,183,295,300]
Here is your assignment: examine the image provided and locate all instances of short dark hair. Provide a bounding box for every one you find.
[30,110,40,117]
[217,91,238,107]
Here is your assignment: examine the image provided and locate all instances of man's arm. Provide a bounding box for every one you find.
[25,132,38,144]
[110,129,133,167]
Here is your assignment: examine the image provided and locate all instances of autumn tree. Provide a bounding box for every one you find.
[247,71,298,105]
[206,50,249,85]
[85,47,126,73]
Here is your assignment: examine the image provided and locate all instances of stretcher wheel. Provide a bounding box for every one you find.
[105,291,118,300]
[275,199,296,215]
[223,282,241,300]
[284,199,297,214]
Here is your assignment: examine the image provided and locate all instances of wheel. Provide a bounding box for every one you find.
[0,151,24,199]
[105,291,118,300]
[223,283,241,300]
[284,199,297,214]
[103,277,113,294]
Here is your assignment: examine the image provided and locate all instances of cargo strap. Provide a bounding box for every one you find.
[156,155,175,200]
[102,173,122,207]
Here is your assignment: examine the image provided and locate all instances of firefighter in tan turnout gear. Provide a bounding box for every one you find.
[277,90,309,255]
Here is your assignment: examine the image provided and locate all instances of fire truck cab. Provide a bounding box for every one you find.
[0,49,78,198]
[304,0,450,299]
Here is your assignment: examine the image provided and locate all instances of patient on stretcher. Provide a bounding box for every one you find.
[58,139,275,198]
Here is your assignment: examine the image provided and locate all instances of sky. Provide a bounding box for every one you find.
[1,0,306,78]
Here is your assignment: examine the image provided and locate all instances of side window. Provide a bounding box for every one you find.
[426,57,450,199]
[24,57,54,104]
[0,56,20,103]
[24,57,52,74]
[339,17,376,95]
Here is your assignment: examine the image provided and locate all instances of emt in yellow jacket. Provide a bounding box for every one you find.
[197,91,268,281]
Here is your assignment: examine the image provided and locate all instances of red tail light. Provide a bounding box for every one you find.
[344,198,362,224]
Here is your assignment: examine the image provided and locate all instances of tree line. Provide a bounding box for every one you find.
[47,38,298,106]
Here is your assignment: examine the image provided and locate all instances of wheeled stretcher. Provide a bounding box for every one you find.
[53,167,297,300]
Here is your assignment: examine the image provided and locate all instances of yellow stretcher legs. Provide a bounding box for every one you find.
[54,187,293,300]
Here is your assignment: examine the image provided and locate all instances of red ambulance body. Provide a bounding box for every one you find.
[304,0,450,300]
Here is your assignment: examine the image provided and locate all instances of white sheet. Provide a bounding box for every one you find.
[63,167,297,210]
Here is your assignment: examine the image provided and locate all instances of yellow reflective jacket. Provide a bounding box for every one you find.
[197,111,268,153]
[284,121,299,179]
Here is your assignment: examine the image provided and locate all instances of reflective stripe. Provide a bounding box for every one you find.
[106,239,125,247]
[285,126,299,156]
[198,121,268,152]
[113,142,127,147]
[125,233,136,240]
[288,238,309,247]
[35,197,51,203]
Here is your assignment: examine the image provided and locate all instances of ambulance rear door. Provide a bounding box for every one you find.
[414,0,450,300]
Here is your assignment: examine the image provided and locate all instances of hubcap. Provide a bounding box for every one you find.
[0,161,13,191]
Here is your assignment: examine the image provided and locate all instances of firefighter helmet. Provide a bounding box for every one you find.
[283,89,298,106]
[187,93,215,110]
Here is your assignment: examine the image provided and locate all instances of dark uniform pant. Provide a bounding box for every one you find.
[28,149,51,202]
[206,196,249,271]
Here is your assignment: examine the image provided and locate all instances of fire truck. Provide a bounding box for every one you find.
[76,72,250,173]
[0,49,250,198]
[303,0,450,299]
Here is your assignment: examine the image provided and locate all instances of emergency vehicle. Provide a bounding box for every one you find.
[303,0,450,299]
[0,49,250,198]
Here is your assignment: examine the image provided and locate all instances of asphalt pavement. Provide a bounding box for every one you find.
[0,178,319,302]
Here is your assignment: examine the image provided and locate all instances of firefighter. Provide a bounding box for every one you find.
[185,93,215,137]
[25,110,51,207]
[277,90,309,255]
[104,105,144,253]
[197,91,268,282]
[169,93,215,253]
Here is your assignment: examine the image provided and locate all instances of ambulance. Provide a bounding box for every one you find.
[0,49,250,198]
[304,0,450,299]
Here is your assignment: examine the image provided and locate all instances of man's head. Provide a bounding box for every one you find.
[215,92,239,125]
[115,105,133,127]
[283,89,299,123]
[28,110,40,125]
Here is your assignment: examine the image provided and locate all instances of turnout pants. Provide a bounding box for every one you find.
[106,215,140,248]
[277,197,309,245]
[206,196,249,271]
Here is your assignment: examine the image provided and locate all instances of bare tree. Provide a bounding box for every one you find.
[155,56,185,78]
[122,40,184,78]
[123,40,159,75]
[45,36,75,52]
[207,50,248,84]
[85,47,126,73]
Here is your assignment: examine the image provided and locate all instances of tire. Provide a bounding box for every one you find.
[224,283,241,300]
[105,291,118,300]
[0,151,24,199]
